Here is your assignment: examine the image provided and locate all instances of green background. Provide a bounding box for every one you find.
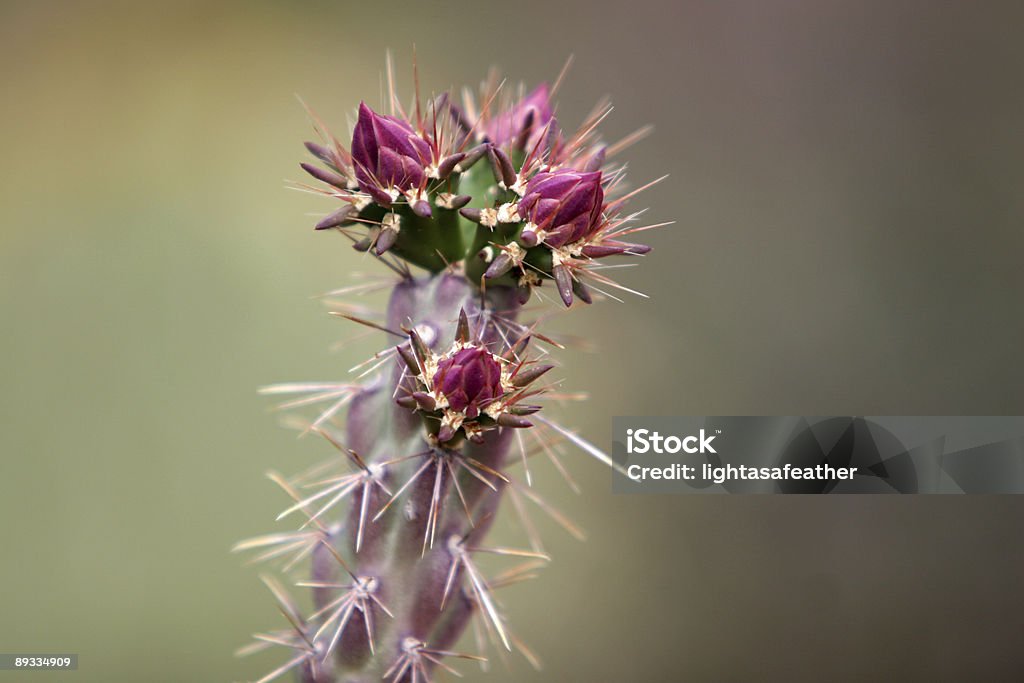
[2,1,1023,681]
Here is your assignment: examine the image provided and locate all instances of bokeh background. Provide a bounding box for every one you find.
[2,1,1023,681]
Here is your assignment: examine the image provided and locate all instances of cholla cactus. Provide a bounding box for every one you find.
[236,60,664,683]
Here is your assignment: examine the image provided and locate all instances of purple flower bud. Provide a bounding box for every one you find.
[432,347,503,418]
[518,169,604,247]
[486,84,553,150]
[351,102,432,191]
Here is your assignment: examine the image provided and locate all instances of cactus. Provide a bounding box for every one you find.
[235,61,664,683]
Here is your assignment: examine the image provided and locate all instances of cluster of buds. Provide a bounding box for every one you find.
[242,61,664,683]
[299,70,659,306]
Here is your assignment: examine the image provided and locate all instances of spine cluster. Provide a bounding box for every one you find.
[236,62,664,683]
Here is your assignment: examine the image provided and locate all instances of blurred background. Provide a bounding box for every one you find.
[2,1,1023,681]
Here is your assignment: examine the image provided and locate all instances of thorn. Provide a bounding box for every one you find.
[304,141,333,164]
[544,117,559,151]
[300,162,347,189]
[446,194,472,210]
[512,110,535,150]
[582,145,607,172]
[498,414,533,429]
[315,205,355,230]
[412,391,436,411]
[375,227,398,254]
[438,424,456,443]
[396,344,420,374]
[456,143,488,172]
[488,145,517,187]
[516,283,532,305]
[459,207,483,224]
[503,335,531,360]
[552,263,573,307]
[411,199,432,218]
[511,364,554,388]
[519,228,539,248]
[408,327,430,364]
[581,242,651,258]
[456,308,470,343]
[508,404,542,416]
[365,185,393,208]
[484,252,513,279]
[572,279,592,304]
[437,153,466,180]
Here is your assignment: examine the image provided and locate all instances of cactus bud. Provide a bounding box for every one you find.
[518,169,604,248]
[485,84,554,151]
[351,102,431,193]
[433,347,504,419]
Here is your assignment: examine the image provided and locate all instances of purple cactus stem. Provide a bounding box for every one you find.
[518,169,604,248]
[351,102,431,192]
[432,347,504,419]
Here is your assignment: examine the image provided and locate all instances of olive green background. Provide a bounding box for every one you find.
[2,1,1023,681]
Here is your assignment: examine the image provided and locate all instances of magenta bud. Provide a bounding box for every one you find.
[396,395,417,409]
[351,102,431,192]
[315,205,356,230]
[485,84,553,151]
[432,347,504,419]
[519,169,604,248]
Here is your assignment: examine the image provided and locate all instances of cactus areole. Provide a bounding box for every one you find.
[238,62,664,683]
